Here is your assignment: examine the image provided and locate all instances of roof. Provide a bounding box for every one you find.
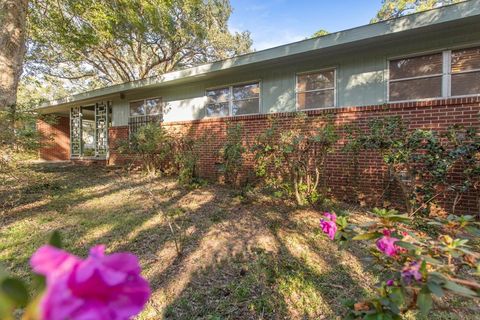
[39,0,480,111]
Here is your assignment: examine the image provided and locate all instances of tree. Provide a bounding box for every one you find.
[0,0,28,111]
[372,0,462,22]
[27,0,252,88]
[311,29,329,38]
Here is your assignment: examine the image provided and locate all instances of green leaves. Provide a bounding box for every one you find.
[371,208,410,223]
[417,286,433,316]
[28,0,253,86]
[353,232,383,241]
[220,123,246,186]
[49,230,62,248]
[442,280,477,297]
[252,115,339,205]
[427,281,444,297]
[0,273,30,320]
[340,202,480,319]
[0,278,29,307]
[394,241,417,251]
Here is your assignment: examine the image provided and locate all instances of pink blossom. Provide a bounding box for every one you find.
[386,279,395,286]
[376,229,400,257]
[401,261,423,284]
[323,212,337,222]
[320,212,337,240]
[30,245,150,320]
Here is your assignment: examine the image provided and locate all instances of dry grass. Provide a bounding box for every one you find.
[0,163,477,319]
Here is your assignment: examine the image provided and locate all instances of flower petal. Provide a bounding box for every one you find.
[102,253,141,275]
[30,245,80,277]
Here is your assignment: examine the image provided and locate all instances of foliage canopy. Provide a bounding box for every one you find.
[372,0,463,22]
[27,0,252,88]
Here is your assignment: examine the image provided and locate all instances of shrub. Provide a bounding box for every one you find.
[319,209,480,319]
[252,114,338,205]
[119,124,173,175]
[173,134,206,187]
[344,117,480,215]
[443,125,479,213]
[219,123,245,186]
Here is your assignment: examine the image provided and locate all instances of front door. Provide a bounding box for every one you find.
[70,102,110,159]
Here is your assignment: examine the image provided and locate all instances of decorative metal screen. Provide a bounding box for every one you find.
[128,114,163,137]
[70,107,82,158]
[95,102,109,157]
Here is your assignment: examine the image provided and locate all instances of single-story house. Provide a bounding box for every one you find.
[37,1,480,211]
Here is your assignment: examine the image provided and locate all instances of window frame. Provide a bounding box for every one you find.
[387,44,480,103]
[295,68,337,111]
[205,80,262,118]
[128,97,163,117]
[449,47,480,97]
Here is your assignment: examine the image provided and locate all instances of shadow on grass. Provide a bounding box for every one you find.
[0,163,150,227]
[162,204,375,320]
[1,163,379,319]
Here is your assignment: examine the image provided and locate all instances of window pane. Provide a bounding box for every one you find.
[145,98,162,115]
[130,101,145,116]
[233,83,260,100]
[452,47,480,73]
[206,102,229,117]
[389,76,442,101]
[297,70,335,91]
[390,53,442,80]
[451,72,480,96]
[232,98,259,115]
[297,90,334,110]
[207,88,230,104]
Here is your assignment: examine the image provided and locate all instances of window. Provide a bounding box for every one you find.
[388,46,480,102]
[129,97,162,116]
[451,47,480,96]
[389,53,443,101]
[128,97,163,135]
[296,69,335,110]
[206,88,230,117]
[233,83,260,115]
[206,82,260,117]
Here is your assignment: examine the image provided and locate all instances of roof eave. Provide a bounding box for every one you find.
[38,0,480,111]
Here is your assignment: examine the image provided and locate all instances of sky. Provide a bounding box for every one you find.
[229,0,383,51]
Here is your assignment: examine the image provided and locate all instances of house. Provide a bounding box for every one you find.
[37,1,480,211]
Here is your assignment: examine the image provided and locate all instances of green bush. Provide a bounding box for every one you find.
[219,123,245,186]
[122,124,173,175]
[173,134,206,187]
[344,116,480,215]
[252,114,338,206]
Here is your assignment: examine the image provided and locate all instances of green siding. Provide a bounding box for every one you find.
[111,21,480,126]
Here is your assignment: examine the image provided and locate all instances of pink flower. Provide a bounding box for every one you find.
[386,279,395,286]
[401,261,423,284]
[320,212,337,240]
[30,245,150,320]
[376,229,400,257]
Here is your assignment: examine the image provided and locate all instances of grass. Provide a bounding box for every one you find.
[0,163,478,319]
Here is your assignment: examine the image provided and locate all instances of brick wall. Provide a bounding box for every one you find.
[37,116,70,161]
[107,126,131,165]
[108,97,480,213]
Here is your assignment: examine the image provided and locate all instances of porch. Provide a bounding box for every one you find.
[37,102,111,161]
[37,101,163,163]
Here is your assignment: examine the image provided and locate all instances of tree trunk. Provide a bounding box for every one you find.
[0,0,28,111]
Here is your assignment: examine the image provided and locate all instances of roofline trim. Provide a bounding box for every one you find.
[39,0,480,110]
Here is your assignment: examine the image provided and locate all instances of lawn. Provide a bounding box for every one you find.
[0,163,477,319]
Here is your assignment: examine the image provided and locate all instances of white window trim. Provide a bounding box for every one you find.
[295,68,337,111]
[387,47,480,103]
[205,81,262,118]
[129,97,163,117]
